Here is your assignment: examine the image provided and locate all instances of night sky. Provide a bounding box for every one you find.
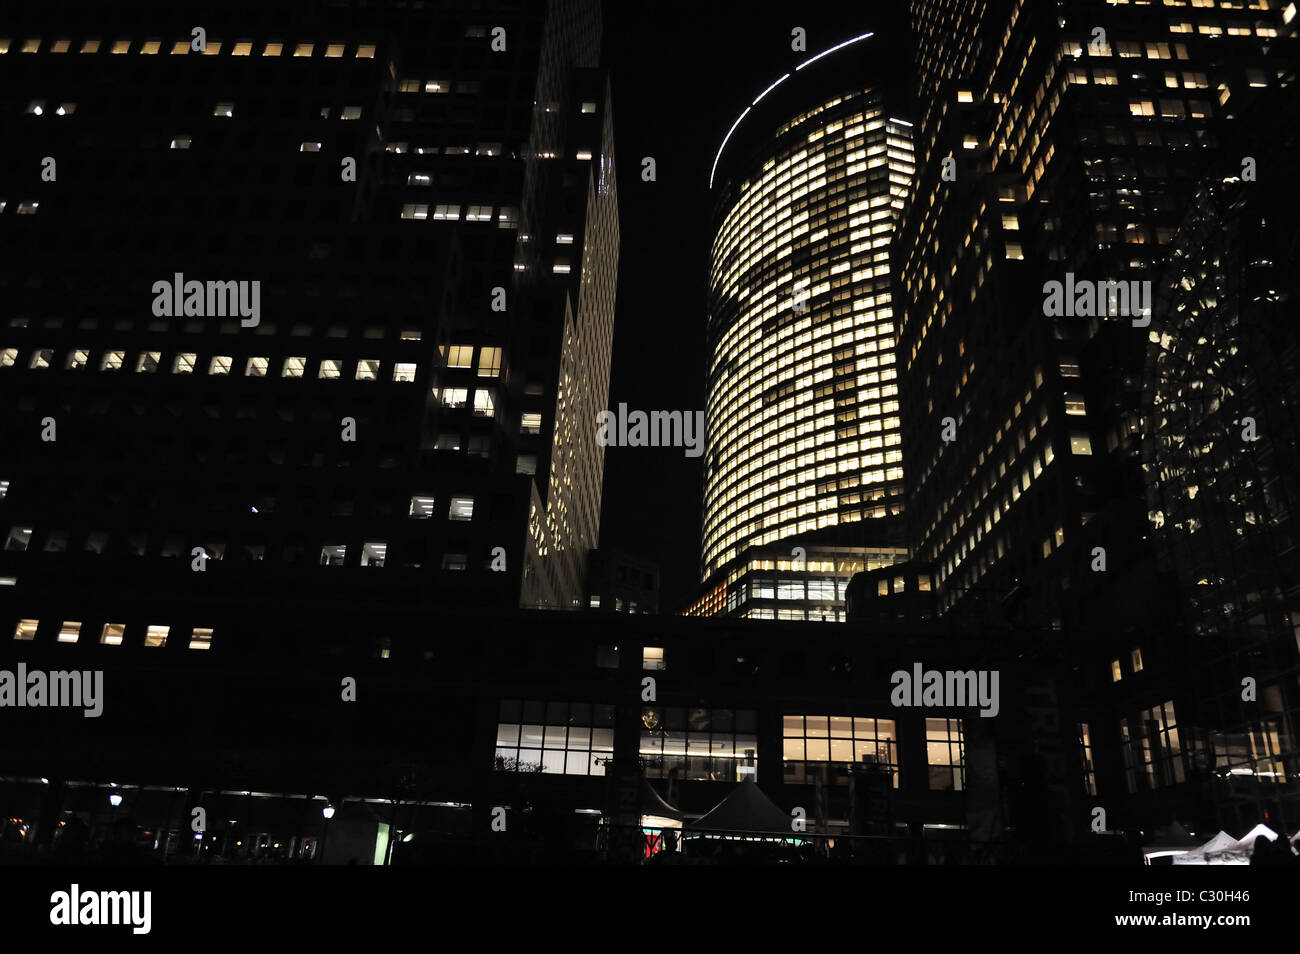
[600,1,913,611]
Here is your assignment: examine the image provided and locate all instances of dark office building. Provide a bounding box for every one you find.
[1138,84,1300,832]
[2,600,1066,864]
[585,547,659,614]
[0,0,619,627]
[889,0,1299,831]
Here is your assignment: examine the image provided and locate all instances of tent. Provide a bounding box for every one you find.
[685,780,794,836]
[1172,830,1244,865]
[639,780,683,829]
[1142,821,1200,864]
[1233,823,1277,850]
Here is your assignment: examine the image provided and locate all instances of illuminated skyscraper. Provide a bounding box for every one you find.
[696,32,914,621]
[893,0,1298,830]
[897,0,1297,631]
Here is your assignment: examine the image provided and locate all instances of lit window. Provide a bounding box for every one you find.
[1069,433,1093,455]
[341,105,362,120]
[401,203,428,220]
[393,363,417,382]
[0,480,8,500]
[581,101,596,114]
[282,357,306,378]
[136,351,161,373]
[643,647,666,670]
[202,41,222,55]
[111,40,131,54]
[497,700,616,776]
[475,143,501,156]
[399,330,421,341]
[170,41,188,54]
[58,621,82,643]
[25,99,45,115]
[245,356,268,377]
[356,44,376,58]
[433,204,460,221]
[170,135,192,149]
[172,353,196,374]
[100,623,125,646]
[189,627,213,650]
[516,453,537,475]
[556,233,574,244]
[325,43,344,58]
[16,201,38,215]
[1111,659,1123,682]
[65,349,89,369]
[521,412,542,434]
[442,553,468,571]
[213,102,234,118]
[294,43,314,57]
[14,619,38,640]
[80,40,101,53]
[263,42,283,56]
[926,718,965,790]
[1131,648,1144,672]
[447,345,473,368]
[477,347,502,377]
[575,150,593,161]
[441,387,468,408]
[472,390,495,417]
[144,625,170,648]
[50,39,71,53]
[449,495,474,521]
[318,359,341,379]
[209,355,232,375]
[409,495,436,518]
[300,141,322,152]
[100,350,124,371]
[553,259,571,274]
[466,205,493,222]
[320,544,347,566]
[232,40,253,56]
[497,207,519,229]
[355,359,379,380]
[29,349,53,369]
[0,349,16,367]
[425,79,449,93]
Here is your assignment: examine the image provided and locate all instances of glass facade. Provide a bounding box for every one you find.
[703,89,914,581]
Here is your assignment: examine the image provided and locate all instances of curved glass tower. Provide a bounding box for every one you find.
[701,46,915,600]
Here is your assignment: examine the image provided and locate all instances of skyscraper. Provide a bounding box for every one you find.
[895,0,1298,830]
[0,0,618,643]
[898,0,1296,632]
[695,31,914,622]
[1141,82,1300,830]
